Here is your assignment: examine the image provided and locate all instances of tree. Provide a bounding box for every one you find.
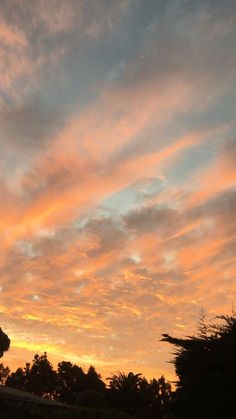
[0,363,10,384]
[86,365,106,393]
[57,361,85,404]
[107,371,143,416]
[107,371,171,419]
[6,353,57,397]
[161,313,236,418]
[26,353,57,396]
[5,367,25,390]
[57,362,105,406]
[0,328,10,358]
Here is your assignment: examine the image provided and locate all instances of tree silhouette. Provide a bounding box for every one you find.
[57,361,85,403]
[0,327,10,358]
[0,362,10,384]
[107,371,171,419]
[5,367,25,390]
[6,352,57,397]
[86,365,105,393]
[27,352,57,396]
[162,313,236,418]
[57,362,106,405]
[107,371,144,416]
[4,349,171,417]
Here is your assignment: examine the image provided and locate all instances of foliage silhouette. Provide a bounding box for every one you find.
[0,363,10,384]
[6,352,57,396]
[5,310,236,418]
[162,313,236,418]
[5,356,171,417]
[0,328,10,358]
[5,367,25,390]
[107,371,171,419]
[56,362,105,405]
[57,361,85,404]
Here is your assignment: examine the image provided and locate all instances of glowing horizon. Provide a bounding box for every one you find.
[0,0,236,382]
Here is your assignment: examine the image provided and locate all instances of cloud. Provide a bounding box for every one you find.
[184,138,236,208]
[0,102,62,149]
[111,0,236,96]
[124,205,181,235]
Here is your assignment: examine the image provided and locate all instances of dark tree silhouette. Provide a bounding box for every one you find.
[86,365,105,393]
[0,327,10,358]
[26,352,57,396]
[0,362,10,384]
[57,362,105,406]
[57,361,86,403]
[107,371,171,419]
[162,313,236,419]
[108,371,144,417]
[5,367,25,390]
[4,349,170,417]
[6,352,57,397]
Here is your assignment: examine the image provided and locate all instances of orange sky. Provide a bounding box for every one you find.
[0,0,236,383]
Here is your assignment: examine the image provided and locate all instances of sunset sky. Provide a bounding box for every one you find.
[0,0,236,382]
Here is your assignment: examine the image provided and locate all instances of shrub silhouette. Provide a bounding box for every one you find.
[162,313,236,418]
[0,328,10,358]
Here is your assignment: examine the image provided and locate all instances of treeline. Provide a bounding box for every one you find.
[0,355,171,419]
[1,312,236,419]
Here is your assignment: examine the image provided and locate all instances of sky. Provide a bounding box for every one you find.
[0,0,236,382]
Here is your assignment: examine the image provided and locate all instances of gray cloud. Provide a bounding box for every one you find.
[190,189,236,221]
[83,217,127,258]
[124,205,182,235]
[117,0,236,88]
[0,102,63,149]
